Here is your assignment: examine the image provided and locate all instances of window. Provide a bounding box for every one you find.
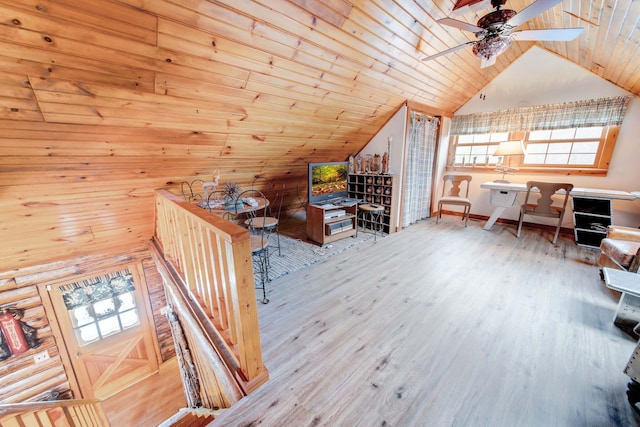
[448,96,629,175]
[524,127,602,165]
[59,269,140,346]
[452,132,508,166]
[449,125,615,173]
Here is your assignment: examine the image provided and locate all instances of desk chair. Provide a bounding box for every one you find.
[235,189,270,304]
[516,181,573,245]
[437,174,472,226]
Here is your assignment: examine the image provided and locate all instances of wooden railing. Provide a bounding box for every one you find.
[0,399,108,426]
[153,190,268,395]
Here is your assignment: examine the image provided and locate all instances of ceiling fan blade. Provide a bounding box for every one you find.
[437,17,484,34]
[422,41,476,62]
[480,55,497,68]
[506,0,563,28]
[511,28,584,41]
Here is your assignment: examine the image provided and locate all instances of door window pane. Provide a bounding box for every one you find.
[98,316,121,338]
[77,324,99,345]
[59,269,140,346]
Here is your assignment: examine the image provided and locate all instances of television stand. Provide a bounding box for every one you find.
[306,203,357,245]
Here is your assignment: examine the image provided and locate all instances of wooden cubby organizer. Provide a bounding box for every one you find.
[306,203,357,245]
[348,173,398,235]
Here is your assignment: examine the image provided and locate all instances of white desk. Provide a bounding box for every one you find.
[480,181,635,231]
[480,182,525,230]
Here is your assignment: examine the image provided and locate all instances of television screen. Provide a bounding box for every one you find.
[308,162,349,204]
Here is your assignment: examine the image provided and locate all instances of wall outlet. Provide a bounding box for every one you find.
[33,350,50,363]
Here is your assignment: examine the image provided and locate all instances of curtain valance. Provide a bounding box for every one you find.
[450,96,631,135]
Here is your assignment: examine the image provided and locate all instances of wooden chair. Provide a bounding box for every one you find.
[437,174,472,226]
[516,181,573,245]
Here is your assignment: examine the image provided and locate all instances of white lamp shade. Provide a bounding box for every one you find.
[494,140,526,156]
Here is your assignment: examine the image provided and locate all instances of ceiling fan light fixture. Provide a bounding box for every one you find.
[425,0,584,68]
[472,36,513,60]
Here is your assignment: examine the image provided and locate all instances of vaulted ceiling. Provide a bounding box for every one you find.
[4,0,638,146]
[1,0,639,268]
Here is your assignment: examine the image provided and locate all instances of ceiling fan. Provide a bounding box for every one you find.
[423,0,583,68]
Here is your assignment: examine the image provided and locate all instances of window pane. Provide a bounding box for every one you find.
[526,143,548,154]
[550,128,576,139]
[546,154,570,164]
[547,143,572,153]
[572,141,599,153]
[576,126,603,138]
[455,147,471,164]
[529,130,551,140]
[524,154,546,164]
[473,133,491,143]
[458,134,473,144]
[490,132,509,142]
[569,153,596,164]
[470,146,487,155]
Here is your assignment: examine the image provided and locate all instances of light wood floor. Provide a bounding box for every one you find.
[212,216,640,426]
[102,357,185,426]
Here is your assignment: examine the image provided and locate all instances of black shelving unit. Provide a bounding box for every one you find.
[572,196,612,248]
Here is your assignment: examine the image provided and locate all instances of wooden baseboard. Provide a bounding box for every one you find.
[435,209,574,236]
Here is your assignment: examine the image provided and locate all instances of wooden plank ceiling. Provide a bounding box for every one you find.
[0,0,638,269]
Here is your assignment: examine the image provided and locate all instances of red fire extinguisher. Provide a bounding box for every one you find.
[0,305,29,356]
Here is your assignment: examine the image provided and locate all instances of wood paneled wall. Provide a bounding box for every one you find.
[0,247,174,403]
[0,119,320,271]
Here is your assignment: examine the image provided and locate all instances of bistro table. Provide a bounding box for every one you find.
[197,196,269,216]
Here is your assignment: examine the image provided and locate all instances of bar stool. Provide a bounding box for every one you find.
[358,203,385,243]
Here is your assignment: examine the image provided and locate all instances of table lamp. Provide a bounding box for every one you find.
[494,140,526,183]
